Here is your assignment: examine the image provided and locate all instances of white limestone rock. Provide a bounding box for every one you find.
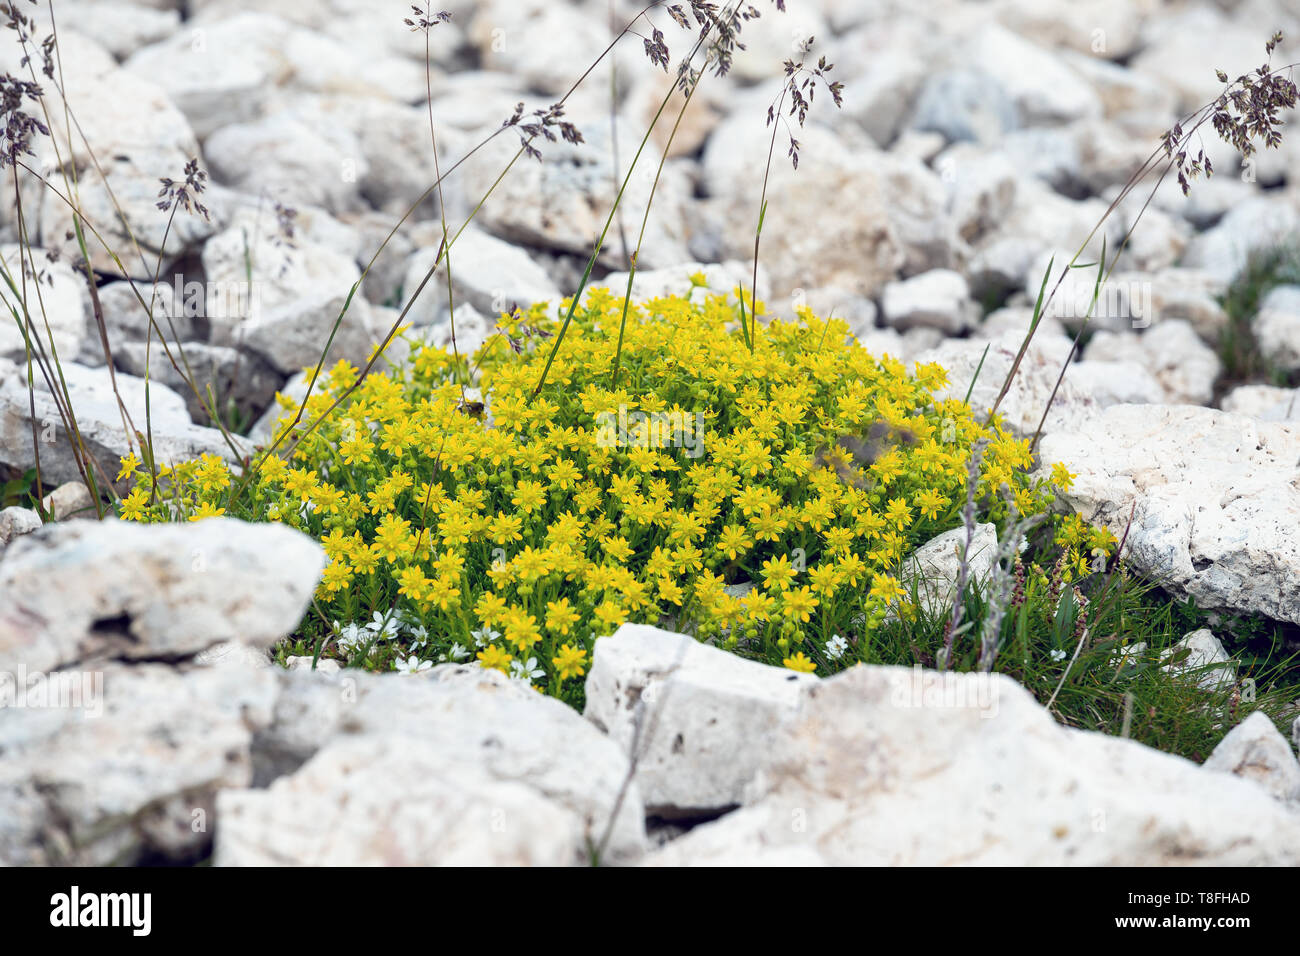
[1203,711,1300,805]
[0,246,88,362]
[583,624,816,815]
[1220,384,1300,422]
[0,361,244,487]
[248,665,646,862]
[1038,405,1300,625]
[401,224,560,322]
[0,517,325,673]
[1181,195,1300,286]
[881,269,977,334]
[39,482,94,522]
[1083,319,1221,406]
[215,734,579,866]
[1160,629,1236,694]
[918,330,1100,437]
[0,506,41,546]
[644,665,1300,865]
[0,662,280,865]
[1254,285,1300,374]
[902,523,1000,616]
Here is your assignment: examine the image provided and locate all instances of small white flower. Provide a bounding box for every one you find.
[335,621,377,658]
[365,611,400,640]
[407,623,430,649]
[394,656,433,675]
[334,620,369,652]
[1049,648,1067,662]
[470,627,501,648]
[509,657,545,684]
[825,634,849,659]
[1017,535,1029,554]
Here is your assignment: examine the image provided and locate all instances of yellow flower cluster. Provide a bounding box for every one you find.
[120,283,1058,697]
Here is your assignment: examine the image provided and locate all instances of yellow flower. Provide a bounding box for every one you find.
[1050,462,1076,492]
[477,644,513,673]
[189,501,225,521]
[807,563,841,598]
[373,514,415,562]
[116,452,141,481]
[512,479,547,514]
[489,513,523,546]
[653,576,682,606]
[760,554,796,591]
[142,286,1057,697]
[782,651,817,673]
[118,488,148,521]
[781,585,818,623]
[602,535,634,563]
[397,565,431,601]
[716,524,752,560]
[869,573,907,605]
[504,610,542,652]
[915,488,949,521]
[339,430,374,466]
[592,600,627,635]
[552,643,588,681]
[474,590,507,626]
[545,597,580,636]
[319,559,353,594]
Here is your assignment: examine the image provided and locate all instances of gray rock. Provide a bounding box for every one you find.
[83,280,194,356]
[39,148,217,278]
[881,268,977,334]
[583,624,815,816]
[700,115,910,300]
[902,523,1000,616]
[124,13,294,138]
[56,2,181,60]
[0,517,325,673]
[1161,629,1236,694]
[204,112,368,214]
[0,361,244,487]
[1084,320,1222,406]
[1203,711,1300,804]
[461,122,692,270]
[0,662,280,865]
[200,218,384,374]
[0,506,41,546]
[0,246,88,362]
[963,23,1101,125]
[216,734,580,866]
[401,224,559,322]
[911,69,1018,145]
[39,482,94,521]
[644,664,1300,865]
[1220,384,1300,422]
[114,341,283,427]
[1181,196,1300,286]
[1039,405,1300,625]
[1255,285,1300,374]
[918,330,1099,437]
[234,665,646,863]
